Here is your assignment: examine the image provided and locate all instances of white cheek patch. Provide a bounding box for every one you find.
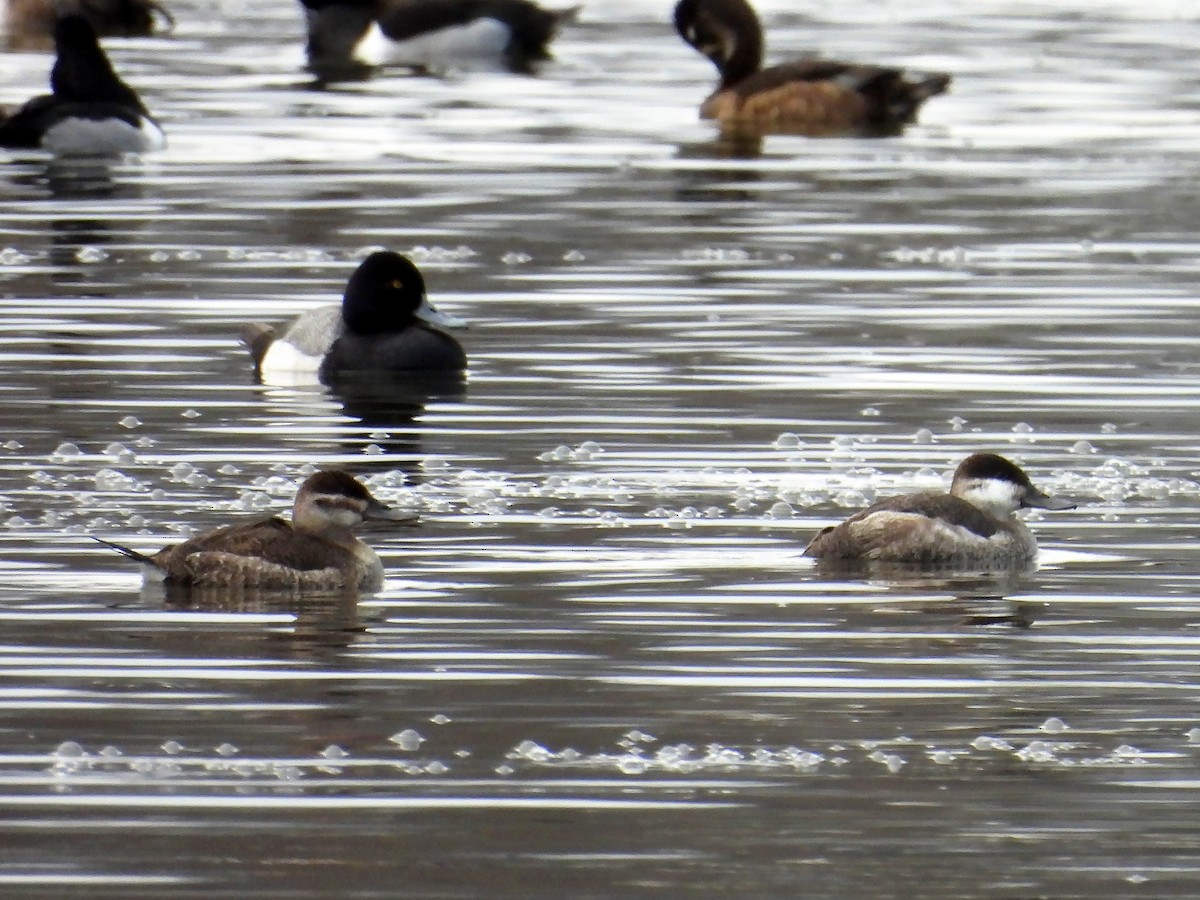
[960,478,1021,517]
[354,18,510,71]
[42,116,165,155]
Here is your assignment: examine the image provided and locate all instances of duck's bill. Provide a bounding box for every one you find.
[364,501,420,524]
[1023,489,1076,511]
[415,298,468,330]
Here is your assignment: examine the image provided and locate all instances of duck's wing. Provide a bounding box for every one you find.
[180,552,347,590]
[804,493,1000,561]
[155,517,352,581]
[712,60,950,136]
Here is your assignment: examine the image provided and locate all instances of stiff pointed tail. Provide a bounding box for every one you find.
[92,536,156,565]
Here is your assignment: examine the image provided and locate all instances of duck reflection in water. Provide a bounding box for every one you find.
[95,470,417,591]
[805,453,1075,588]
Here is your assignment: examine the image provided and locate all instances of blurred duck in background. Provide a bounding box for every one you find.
[300,0,579,78]
[0,14,165,153]
[4,0,172,51]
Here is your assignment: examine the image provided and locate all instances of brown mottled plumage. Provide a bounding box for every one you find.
[674,0,950,137]
[804,453,1074,567]
[95,470,416,591]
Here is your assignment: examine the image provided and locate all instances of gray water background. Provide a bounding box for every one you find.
[1,0,1200,895]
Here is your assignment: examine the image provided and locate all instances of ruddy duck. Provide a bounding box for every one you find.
[300,0,578,77]
[4,0,173,52]
[241,251,468,384]
[0,15,165,154]
[804,453,1074,567]
[95,470,414,590]
[673,0,950,137]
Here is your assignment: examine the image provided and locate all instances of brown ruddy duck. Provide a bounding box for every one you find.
[300,0,579,78]
[95,470,414,590]
[804,453,1074,567]
[0,15,165,154]
[241,250,467,385]
[4,0,172,51]
[673,0,950,137]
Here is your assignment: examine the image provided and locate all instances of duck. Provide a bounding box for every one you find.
[241,250,468,384]
[94,470,415,590]
[804,453,1075,567]
[673,0,950,137]
[4,0,174,52]
[0,14,165,154]
[300,0,579,77]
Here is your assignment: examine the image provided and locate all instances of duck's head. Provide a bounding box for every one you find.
[673,0,763,87]
[950,453,1075,519]
[341,251,467,336]
[292,470,413,534]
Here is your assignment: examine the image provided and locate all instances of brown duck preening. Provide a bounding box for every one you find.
[673,0,950,137]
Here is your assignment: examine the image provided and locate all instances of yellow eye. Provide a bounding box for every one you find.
[390,279,404,290]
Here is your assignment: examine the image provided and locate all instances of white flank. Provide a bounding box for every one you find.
[259,339,325,386]
[353,18,510,71]
[42,116,165,156]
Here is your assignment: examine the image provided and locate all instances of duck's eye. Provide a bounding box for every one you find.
[390,279,404,290]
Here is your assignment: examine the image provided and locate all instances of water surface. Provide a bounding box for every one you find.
[1,0,1200,895]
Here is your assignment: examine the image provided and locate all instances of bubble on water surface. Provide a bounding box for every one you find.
[1040,717,1069,734]
[390,729,424,751]
[75,246,107,263]
[0,247,31,265]
[50,442,81,461]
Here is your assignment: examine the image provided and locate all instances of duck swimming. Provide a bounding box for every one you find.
[804,453,1074,567]
[300,0,578,77]
[4,0,173,52]
[241,250,468,384]
[95,470,414,590]
[0,14,165,154]
[673,0,949,137]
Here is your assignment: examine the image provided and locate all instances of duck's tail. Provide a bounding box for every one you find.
[910,72,952,103]
[239,323,276,370]
[92,536,156,565]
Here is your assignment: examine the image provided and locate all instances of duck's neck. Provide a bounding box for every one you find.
[717,22,763,88]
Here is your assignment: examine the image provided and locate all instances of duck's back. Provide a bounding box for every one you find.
[153,516,361,588]
[804,492,1018,564]
[710,61,950,136]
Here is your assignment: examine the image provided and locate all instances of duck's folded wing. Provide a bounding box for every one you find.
[181,551,346,589]
[806,493,1001,561]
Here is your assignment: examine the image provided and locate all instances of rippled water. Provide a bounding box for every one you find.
[2,0,1200,895]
